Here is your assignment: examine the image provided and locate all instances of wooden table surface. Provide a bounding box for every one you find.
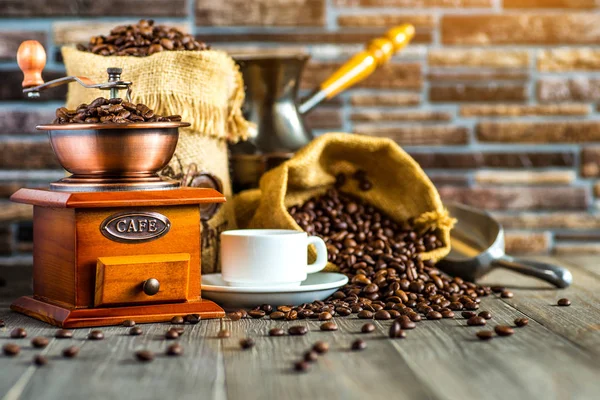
[0,255,599,400]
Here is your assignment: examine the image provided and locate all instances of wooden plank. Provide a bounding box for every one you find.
[479,256,600,357]
[219,318,438,400]
[0,313,226,400]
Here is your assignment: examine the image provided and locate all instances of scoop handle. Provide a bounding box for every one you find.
[492,256,573,288]
[298,24,415,114]
[17,40,46,88]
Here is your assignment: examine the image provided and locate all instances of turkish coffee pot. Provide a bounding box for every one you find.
[230,24,415,192]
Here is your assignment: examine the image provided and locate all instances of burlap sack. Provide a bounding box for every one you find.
[235,133,454,270]
[62,47,250,273]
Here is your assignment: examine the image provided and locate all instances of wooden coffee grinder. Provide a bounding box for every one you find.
[10,41,225,327]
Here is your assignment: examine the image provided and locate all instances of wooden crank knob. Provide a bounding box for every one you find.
[142,278,160,296]
[17,40,46,88]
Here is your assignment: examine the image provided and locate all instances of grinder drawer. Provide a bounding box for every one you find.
[95,253,190,307]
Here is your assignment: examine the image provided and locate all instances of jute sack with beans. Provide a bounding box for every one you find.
[62,42,250,274]
[234,133,455,270]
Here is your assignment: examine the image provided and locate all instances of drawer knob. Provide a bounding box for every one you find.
[142,278,160,296]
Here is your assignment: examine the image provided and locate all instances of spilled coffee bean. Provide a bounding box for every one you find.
[514,318,529,327]
[361,323,376,333]
[313,341,329,354]
[129,327,143,336]
[2,343,20,356]
[557,298,571,307]
[320,322,338,331]
[122,320,135,327]
[135,350,154,362]
[476,330,494,341]
[288,326,308,336]
[269,328,285,337]
[166,343,183,356]
[494,326,514,337]
[240,338,255,349]
[351,339,367,351]
[31,337,49,349]
[55,329,73,339]
[10,328,27,339]
[62,346,79,358]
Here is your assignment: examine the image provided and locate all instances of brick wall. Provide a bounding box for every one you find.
[2,0,600,268]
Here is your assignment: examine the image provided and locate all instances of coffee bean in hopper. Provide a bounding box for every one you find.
[288,326,308,336]
[135,350,154,362]
[2,343,20,356]
[240,338,255,349]
[514,318,529,327]
[557,298,571,307]
[313,341,329,354]
[494,326,514,337]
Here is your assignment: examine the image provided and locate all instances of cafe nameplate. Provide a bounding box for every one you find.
[101,211,171,243]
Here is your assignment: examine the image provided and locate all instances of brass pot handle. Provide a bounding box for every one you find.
[298,24,415,115]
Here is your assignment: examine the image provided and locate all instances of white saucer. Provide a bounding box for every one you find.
[201,272,349,309]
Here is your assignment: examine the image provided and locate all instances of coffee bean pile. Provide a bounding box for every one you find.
[53,97,182,125]
[286,188,492,318]
[76,19,209,57]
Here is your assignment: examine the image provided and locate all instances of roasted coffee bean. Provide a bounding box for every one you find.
[361,323,376,333]
[289,326,308,336]
[408,312,422,322]
[358,310,374,319]
[53,97,181,125]
[171,316,185,324]
[448,302,464,311]
[318,312,333,321]
[166,343,183,356]
[135,350,154,362]
[129,327,143,336]
[478,311,492,320]
[320,322,338,331]
[359,180,373,191]
[31,337,49,348]
[165,329,179,340]
[62,346,79,358]
[476,330,494,341]
[10,328,27,339]
[261,304,273,314]
[494,325,514,336]
[270,311,285,320]
[186,314,201,324]
[501,290,514,299]
[269,328,285,337]
[467,316,487,326]
[217,329,231,338]
[228,312,243,321]
[351,339,367,351]
[78,19,208,57]
[122,319,136,327]
[461,311,476,319]
[0,319,4,327]
[88,330,104,340]
[172,327,185,336]
[2,343,20,356]
[514,318,529,327]
[286,310,299,321]
[240,338,255,349]
[304,350,318,362]
[389,322,406,339]
[557,298,571,307]
[374,310,391,320]
[464,302,479,310]
[313,341,329,354]
[336,307,352,317]
[441,310,455,319]
[426,311,443,320]
[294,360,310,372]
[33,355,48,366]
[248,310,266,319]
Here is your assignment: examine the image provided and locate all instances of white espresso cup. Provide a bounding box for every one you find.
[220,229,328,287]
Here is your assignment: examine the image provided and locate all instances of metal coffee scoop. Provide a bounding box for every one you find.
[436,203,572,288]
[17,40,132,100]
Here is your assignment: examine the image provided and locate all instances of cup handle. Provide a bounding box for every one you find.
[306,236,328,274]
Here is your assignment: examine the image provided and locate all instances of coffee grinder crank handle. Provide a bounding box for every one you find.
[298,24,415,115]
[17,40,133,100]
